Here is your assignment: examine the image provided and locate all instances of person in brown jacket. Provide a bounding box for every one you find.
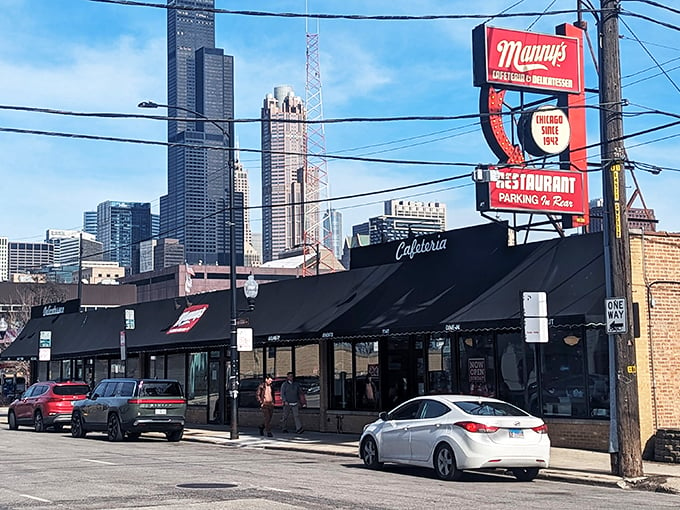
[256,374,275,437]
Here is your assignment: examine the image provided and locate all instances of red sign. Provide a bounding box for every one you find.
[473,25,582,94]
[476,167,585,215]
[167,304,209,334]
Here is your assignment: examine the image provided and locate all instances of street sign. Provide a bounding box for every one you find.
[605,297,627,334]
[237,328,253,352]
[39,330,52,348]
[522,292,549,343]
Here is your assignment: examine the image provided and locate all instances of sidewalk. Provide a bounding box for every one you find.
[2,406,679,493]
[181,424,680,494]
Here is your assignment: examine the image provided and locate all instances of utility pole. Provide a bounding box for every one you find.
[598,0,643,478]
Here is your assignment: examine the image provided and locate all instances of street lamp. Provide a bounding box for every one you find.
[138,100,240,438]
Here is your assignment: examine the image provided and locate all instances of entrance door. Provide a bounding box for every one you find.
[384,338,414,408]
[208,359,221,424]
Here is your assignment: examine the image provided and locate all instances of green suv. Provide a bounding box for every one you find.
[71,378,186,442]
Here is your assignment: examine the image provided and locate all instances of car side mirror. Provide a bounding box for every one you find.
[379,411,388,421]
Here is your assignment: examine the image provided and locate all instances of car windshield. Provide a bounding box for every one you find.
[53,385,90,396]
[454,400,529,417]
[139,381,183,398]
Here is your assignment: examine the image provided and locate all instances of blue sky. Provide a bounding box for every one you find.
[1,0,679,243]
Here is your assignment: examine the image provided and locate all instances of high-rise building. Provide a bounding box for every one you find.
[323,209,343,260]
[385,200,447,231]
[45,229,103,266]
[83,211,97,236]
[233,144,252,246]
[0,237,8,281]
[8,242,54,275]
[261,85,312,262]
[97,201,152,274]
[368,216,443,244]
[161,0,244,266]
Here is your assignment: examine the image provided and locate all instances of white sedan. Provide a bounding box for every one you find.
[359,394,550,481]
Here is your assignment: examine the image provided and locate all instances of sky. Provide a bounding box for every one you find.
[1,0,679,244]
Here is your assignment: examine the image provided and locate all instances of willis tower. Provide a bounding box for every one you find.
[160,0,244,266]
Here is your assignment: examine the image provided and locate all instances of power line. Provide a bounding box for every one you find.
[622,0,680,16]
[86,0,595,21]
[619,16,680,93]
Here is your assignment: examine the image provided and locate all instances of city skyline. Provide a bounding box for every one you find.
[1,1,679,243]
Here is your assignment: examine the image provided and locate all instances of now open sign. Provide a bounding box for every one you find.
[605,297,627,334]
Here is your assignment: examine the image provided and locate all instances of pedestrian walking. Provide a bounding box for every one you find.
[280,372,305,434]
[256,374,275,437]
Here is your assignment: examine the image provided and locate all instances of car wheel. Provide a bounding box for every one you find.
[434,443,462,481]
[511,467,539,481]
[71,412,87,438]
[8,411,18,430]
[360,436,383,469]
[107,414,124,442]
[34,411,45,433]
[166,429,183,442]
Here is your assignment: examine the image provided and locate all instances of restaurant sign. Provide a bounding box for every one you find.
[473,25,582,94]
[475,167,585,215]
[167,304,209,334]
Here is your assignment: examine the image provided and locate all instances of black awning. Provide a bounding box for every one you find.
[321,224,536,338]
[442,231,605,329]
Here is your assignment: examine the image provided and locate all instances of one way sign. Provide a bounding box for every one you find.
[605,297,627,334]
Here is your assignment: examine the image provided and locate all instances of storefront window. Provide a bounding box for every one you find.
[331,342,353,409]
[94,359,108,385]
[459,334,496,396]
[428,335,452,394]
[295,344,320,409]
[586,328,610,419]
[188,352,208,406]
[167,354,186,392]
[125,356,139,378]
[110,359,125,378]
[268,346,292,378]
[497,332,536,413]
[355,341,379,410]
[61,360,72,381]
[541,327,587,418]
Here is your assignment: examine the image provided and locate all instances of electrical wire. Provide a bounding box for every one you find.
[86,0,595,21]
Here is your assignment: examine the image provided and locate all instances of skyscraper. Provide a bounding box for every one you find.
[97,201,151,274]
[161,0,243,266]
[261,85,314,262]
[323,208,343,260]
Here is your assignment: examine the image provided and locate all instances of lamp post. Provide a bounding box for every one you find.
[138,100,239,438]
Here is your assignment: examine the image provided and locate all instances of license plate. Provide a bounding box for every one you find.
[509,428,523,438]
[155,408,167,415]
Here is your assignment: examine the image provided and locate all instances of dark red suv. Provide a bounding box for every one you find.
[8,381,91,432]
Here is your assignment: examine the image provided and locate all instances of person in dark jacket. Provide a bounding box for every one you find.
[256,374,275,437]
[280,372,304,434]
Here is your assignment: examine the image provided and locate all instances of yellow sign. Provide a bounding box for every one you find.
[627,365,637,374]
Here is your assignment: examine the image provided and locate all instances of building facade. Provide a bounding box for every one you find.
[96,201,152,275]
[368,215,443,244]
[0,237,8,282]
[8,242,53,276]
[261,86,310,262]
[161,0,244,267]
[385,199,447,231]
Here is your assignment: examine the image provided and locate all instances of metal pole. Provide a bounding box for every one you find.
[229,158,239,439]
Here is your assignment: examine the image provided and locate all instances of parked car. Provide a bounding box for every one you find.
[8,380,90,432]
[70,378,186,442]
[359,394,550,481]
